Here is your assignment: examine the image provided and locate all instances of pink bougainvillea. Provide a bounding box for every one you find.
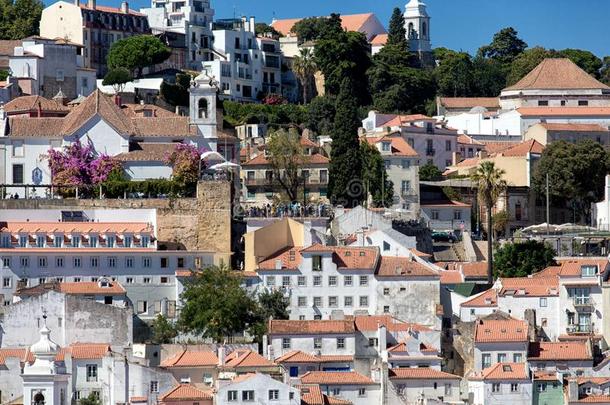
[47,141,122,186]
[163,143,204,185]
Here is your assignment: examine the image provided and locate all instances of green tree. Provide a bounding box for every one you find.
[255,22,282,38]
[151,314,178,344]
[291,14,343,43]
[266,128,309,202]
[506,46,553,85]
[532,140,610,221]
[419,162,442,181]
[478,27,527,64]
[558,48,603,78]
[178,265,258,342]
[107,35,171,77]
[102,67,132,94]
[0,0,43,39]
[492,210,509,239]
[494,240,556,278]
[328,78,363,206]
[470,161,507,284]
[471,56,507,96]
[248,289,290,343]
[292,48,317,104]
[305,96,335,135]
[387,7,408,50]
[160,73,192,107]
[434,50,475,97]
[361,141,393,207]
[79,393,101,405]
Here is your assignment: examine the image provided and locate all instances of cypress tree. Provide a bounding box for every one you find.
[328,77,364,207]
[387,7,408,50]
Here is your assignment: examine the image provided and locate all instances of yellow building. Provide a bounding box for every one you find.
[244,218,306,273]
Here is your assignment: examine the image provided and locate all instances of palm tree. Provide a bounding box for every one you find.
[292,48,317,104]
[470,161,507,284]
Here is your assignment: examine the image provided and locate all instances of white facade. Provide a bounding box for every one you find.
[216,373,300,405]
[592,175,610,230]
[421,202,471,233]
[349,228,417,257]
[404,0,431,53]
[468,378,533,405]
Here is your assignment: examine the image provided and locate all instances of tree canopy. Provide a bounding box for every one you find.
[361,141,394,207]
[419,162,442,181]
[387,7,408,50]
[107,35,171,77]
[266,128,309,202]
[0,0,43,39]
[102,68,132,94]
[478,27,527,64]
[494,240,556,278]
[255,22,282,38]
[151,314,178,344]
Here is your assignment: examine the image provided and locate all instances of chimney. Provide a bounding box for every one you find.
[241,16,247,31]
[377,323,387,361]
[249,16,256,34]
[87,0,95,9]
[36,101,42,117]
[120,1,129,13]
[217,346,225,366]
[568,379,579,401]
[114,94,121,106]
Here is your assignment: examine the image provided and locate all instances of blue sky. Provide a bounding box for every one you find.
[112,0,610,57]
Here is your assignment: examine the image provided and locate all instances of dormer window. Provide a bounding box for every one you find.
[107,235,115,248]
[141,236,150,248]
[71,235,80,248]
[36,235,45,248]
[98,277,110,288]
[53,235,62,248]
[1,235,9,248]
[90,235,98,248]
[581,265,597,277]
[381,142,391,152]
[19,235,27,248]
[124,236,132,248]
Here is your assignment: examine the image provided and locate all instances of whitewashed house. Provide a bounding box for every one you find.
[468,362,532,405]
[299,371,381,405]
[473,318,529,371]
[388,368,462,404]
[216,372,300,405]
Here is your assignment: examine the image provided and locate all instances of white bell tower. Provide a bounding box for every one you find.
[189,67,219,140]
[22,313,70,405]
[404,0,431,53]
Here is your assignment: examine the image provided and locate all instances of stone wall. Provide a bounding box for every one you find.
[0,180,233,259]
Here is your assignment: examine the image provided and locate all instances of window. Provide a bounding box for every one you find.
[510,383,518,392]
[581,265,597,277]
[331,388,340,396]
[328,296,338,307]
[359,276,368,286]
[401,159,410,169]
[513,353,522,362]
[368,338,378,347]
[38,257,47,268]
[54,236,62,248]
[383,288,390,295]
[242,391,254,401]
[90,257,98,267]
[126,277,134,284]
[143,277,151,284]
[383,305,390,313]
[298,296,307,307]
[38,277,46,284]
[539,297,547,307]
[2,257,9,267]
[537,383,547,392]
[137,301,148,314]
[125,257,134,268]
[578,100,589,106]
[12,140,24,157]
[445,140,452,151]
[381,142,391,152]
[453,210,462,220]
[107,257,116,268]
[73,277,81,283]
[161,257,168,268]
[492,383,500,393]
[337,338,345,349]
[312,255,322,271]
[328,276,337,286]
[444,384,452,396]
[55,257,64,267]
[344,276,353,286]
[431,210,439,220]
[12,164,23,184]
[313,276,322,286]
[401,180,411,195]
[141,236,150,247]
[313,296,322,307]
[268,390,279,400]
[142,257,151,268]
[314,337,322,349]
[497,353,507,363]
[538,100,548,106]
[160,277,169,284]
[73,257,81,268]
[266,276,276,287]
[227,391,238,401]
[2,277,11,288]
[568,287,591,305]
[344,296,353,307]
[482,354,491,369]
[358,388,366,397]
[282,276,290,287]
[359,296,368,307]
[150,381,159,393]
[86,364,98,382]
[106,235,115,248]
[297,276,306,286]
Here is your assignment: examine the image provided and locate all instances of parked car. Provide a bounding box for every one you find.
[432,231,457,243]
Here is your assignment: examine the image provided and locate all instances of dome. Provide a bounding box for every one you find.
[469,106,489,114]
[30,323,59,355]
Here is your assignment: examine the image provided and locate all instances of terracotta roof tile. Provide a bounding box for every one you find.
[497,139,545,157]
[4,95,69,114]
[440,270,463,284]
[354,315,431,332]
[0,221,153,233]
[242,152,329,166]
[300,371,376,385]
[0,40,22,56]
[439,97,500,109]
[364,135,419,157]
[300,244,379,270]
[8,117,65,137]
[470,362,529,381]
[257,246,303,271]
[57,281,126,295]
[410,248,432,258]
[539,123,609,132]
[275,351,353,364]
[120,103,176,118]
[481,141,520,154]
[371,34,387,45]
[574,395,610,403]
[115,143,173,162]
[0,348,34,365]
[528,341,591,361]
[517,107,610,117]
[504,59,609,91]
[474,318,528,343]
[387,341,438,354]
[224,349,275,368]
[499,277,559,297]
[458,134,485,145]
[131,117,197,137]
[389,368,460,380]
[79,3,145,16]
[556,258,609,277]
[533,371,560,381]
[160,350,218,367]
[376,256,438,278]
[299,385,353,405]
[271,13,380,37]
[383,114,435,127]
[159,384,213,401]
[461,289,497,308]
[56,343,110,361]
[269,319,355,335]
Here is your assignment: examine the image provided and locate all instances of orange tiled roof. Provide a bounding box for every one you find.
[0,221,153,233]
[300,371,376,385]
[363,135,419,157]
[79,3,145,16]
[499,277,559,297]
[269,319,355,335]
[436,262,488,279]
[410,248,432,258]
[528,341,592,361]
[539,123,609,132]
[299,385,353,405]
[573,377,610,386]
[57,281,126,295]
[504,58,609,91]
[439,97,500,109]
[383,114,435,127]
[440,270,463,284]
[533,371,560,381]
[574,395,610,403]
[271,13,379,37]
[121,103,176,118]
[461,289,497,308]
[457,134,485,145]
[370,34,387,46]
[300,244,379,270]
[114,143,173,162]
[56,343,110,361]
[376,256,439,278]
[517,107,610,117]
[160,350,219,367]
[129,397,148,403]
[159,384,213,401]
[556,258,609,277]
[257,246,303,271]
[0,348,34,365]
[497,139,545,157]
[482,141,520,154]
[532,265,563,278]
[387,341,438,354]
[354,315,431,332]
[389,368,460,380]
[4,95,70,114]
[224,349,275,368]
[470,362,529,381]
[474,318,528,343]
[275,351,353,364]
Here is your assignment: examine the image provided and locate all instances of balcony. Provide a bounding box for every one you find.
[566,324,592,334]
[572,297,593,311]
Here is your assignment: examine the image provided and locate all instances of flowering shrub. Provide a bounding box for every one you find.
[47,141,122,187]
[262,94,287,105]
[163,143,203,185]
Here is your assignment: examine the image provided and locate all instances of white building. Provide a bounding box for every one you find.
[468,362,532,405]
[348,228,417,257]
[592,175,610,230]
[216,373,300,405]
[388,368,462,404]
[404,0,431,54]
[201,17,282,103]
[140,0,214,71]
[299,371,381,405]
[473,317,529,371]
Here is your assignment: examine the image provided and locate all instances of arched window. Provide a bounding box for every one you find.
[198,98,208,119]
[422,21,427,38]
[33,392,45,405]
[408,22,414,35]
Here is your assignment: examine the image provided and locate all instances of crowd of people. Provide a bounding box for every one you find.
[242,202,331,218]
